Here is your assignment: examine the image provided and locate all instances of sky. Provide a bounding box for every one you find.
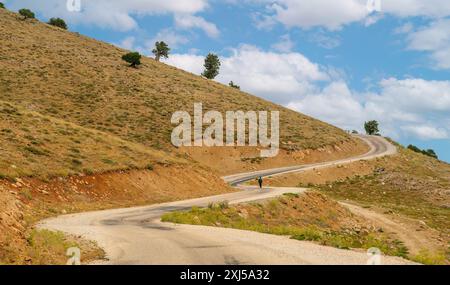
[4,0,450,162]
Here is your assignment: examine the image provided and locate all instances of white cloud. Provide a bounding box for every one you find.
[166,53,205,74]
[250,0,450,31]
[287,82,365,129]
[150,29,190,49]
[401,125,449,140]
[118,36,137,51]
[308,32,341,49]
[289,78,450,140]
[406,19,450,69]
[7,0,211,32]
[270,0,369,31]
[271,34,295,52]
[382,0,450,18]
[394,22,414,34]
[174,14,220,38]
[167,47,450,141]
[167,45,328,103]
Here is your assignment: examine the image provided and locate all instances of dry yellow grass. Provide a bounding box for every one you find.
[0,100,182,179]
[0,8,352,171]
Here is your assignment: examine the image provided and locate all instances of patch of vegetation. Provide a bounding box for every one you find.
[19,9,35,20]
[407,144,438,159]
[411,249,447,265]
[48,18,67,30]
[122,52,142,68]
[162,193,408,258]
[24,229,104,265]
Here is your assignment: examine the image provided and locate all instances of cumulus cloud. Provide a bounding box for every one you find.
[250,0,450,31]
[271,34,295,52]
[167,46,450,141]
[6,0,212,33]
[174,14,220,38]
[168,45,329,104]
[270,0,369,31]
[382,0,450,18]
[406,19,450,69]
[166,53,205,75]
[116,29,189,56]
[401,125,449,140]
[290,78,450,140]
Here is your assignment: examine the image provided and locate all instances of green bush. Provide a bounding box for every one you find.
[48,17,67,30]
[0,3,5,9]
[121,52,142,68]
[407,145,438,159]
[19,8,35,20]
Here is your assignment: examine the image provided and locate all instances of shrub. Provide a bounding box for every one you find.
[152,41,170,62]
[407,144,421,153]
[229,81,240,90]
[48,17,67,30]
[202,53,221,79]
[19,8,35,20]
[0,2,5,9]
[424,149,438,159]
[407,145,439,159]
[121,52,142,68]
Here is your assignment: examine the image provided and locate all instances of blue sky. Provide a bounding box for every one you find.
[5,0,450,162]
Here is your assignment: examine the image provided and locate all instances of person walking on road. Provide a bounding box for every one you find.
[258,176,263,190]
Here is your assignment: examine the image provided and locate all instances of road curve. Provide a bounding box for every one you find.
[39,135,411,265]
[223,135,397,186]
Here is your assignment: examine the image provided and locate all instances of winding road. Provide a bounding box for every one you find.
[39,135,412,265]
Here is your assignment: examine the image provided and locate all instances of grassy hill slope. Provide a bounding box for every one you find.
[0,8,352,162]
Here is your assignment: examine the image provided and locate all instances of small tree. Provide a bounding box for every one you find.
[202,53,220,79]
[364,120,380,135]
[229,81,240,90]
[19,9,35,20]
[0,2,5,9]
[152,41,170,62]
[122,52,142,68]
[48,17,67,30]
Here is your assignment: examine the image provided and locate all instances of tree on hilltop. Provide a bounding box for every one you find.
[152,41,170,62]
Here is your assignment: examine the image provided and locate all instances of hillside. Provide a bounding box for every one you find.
[260,144,450,264]
[0,8,366,264]
[0,9,354,159]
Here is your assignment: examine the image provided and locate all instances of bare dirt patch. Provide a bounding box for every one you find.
[0,164,233,264]
[183,138,369,175]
